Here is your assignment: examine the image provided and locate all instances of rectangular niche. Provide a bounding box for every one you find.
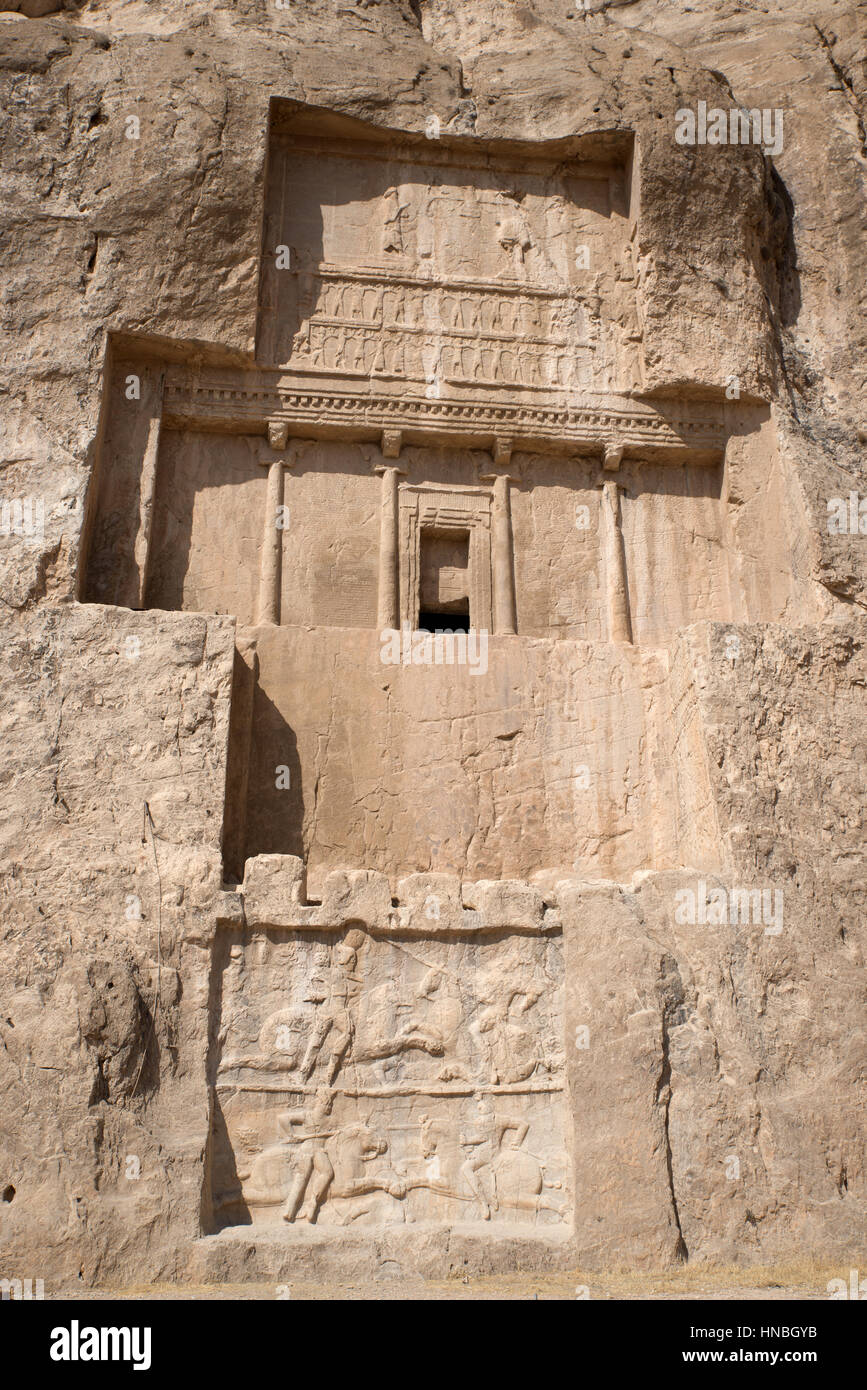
[206,925,570,1233]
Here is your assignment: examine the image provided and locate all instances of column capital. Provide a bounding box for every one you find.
[381,428,403,459]
[372,462,407,477]
[267,419,290,451]
[260,442,301,470]
[603,442,624,471]
[480,470,518,489]
[492,436,514,468]
[596,468,627,490]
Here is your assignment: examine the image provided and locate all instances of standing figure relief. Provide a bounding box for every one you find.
[382,186,411,256]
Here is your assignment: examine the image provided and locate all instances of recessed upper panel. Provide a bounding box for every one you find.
[257,109,639,400]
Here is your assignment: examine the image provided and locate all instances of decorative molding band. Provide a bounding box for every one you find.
[163,372,728,459]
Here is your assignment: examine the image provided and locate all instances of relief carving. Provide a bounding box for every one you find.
[209,927,568,1230]
[382,186,411,256]
[494,191,533,269]
[286,272,599,393]
[261,131,641,396]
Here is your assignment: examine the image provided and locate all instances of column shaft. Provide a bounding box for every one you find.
[602,480,632,644]
[257,458,283,625]
[377,466,400,630]
[134,411,163,607]
[490,473,517,635]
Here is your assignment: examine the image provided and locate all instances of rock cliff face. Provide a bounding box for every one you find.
[0,0,864,1287]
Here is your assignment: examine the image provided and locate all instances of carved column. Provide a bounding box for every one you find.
[601,477,632,644]
[132,371,165,608]
[257,457,284,624]
[374,463,404,630]
[482,470,517,635]
[257,422,292,626]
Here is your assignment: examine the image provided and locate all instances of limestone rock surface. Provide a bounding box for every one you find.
[0,0,864,1288]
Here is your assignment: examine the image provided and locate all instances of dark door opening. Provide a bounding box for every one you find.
[418,528,471,632]
[417,609,470,633]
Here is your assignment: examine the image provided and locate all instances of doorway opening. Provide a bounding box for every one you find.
[418,528,471,631]
[418,609,470,633]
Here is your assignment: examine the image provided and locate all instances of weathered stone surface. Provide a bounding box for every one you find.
[0,0,864,1291]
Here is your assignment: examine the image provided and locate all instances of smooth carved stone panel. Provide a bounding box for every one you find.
[237,625,680,886]
[145,431,266,622]
[259,120,637,396]
[208,926,569,1232]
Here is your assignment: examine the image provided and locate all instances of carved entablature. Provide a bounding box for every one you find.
[160,367,728,462]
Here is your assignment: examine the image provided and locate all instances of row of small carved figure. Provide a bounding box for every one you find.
[292,323,595,387]
[293,279,598,339]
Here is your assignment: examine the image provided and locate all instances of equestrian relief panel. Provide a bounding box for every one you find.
[207,927,569,1231]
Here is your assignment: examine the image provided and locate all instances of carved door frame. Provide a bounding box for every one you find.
[398,483,493,631]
